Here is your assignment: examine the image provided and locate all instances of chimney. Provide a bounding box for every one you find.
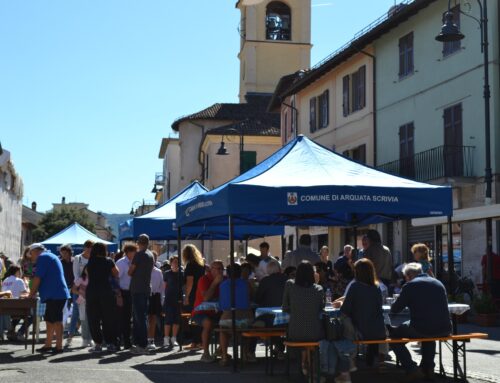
[62,196,66,204]
[31,201,37,211]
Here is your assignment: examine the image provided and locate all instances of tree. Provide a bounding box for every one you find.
[33,207,96,242]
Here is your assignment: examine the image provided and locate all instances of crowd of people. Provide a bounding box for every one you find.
[0,230,454,382]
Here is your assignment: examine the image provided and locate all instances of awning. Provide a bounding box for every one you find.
[411,203,500,226]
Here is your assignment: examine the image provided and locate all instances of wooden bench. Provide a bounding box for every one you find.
[355,332,488,381]
[242,329,286,375]
[284,341,320,383]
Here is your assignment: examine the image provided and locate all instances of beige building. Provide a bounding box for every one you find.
[21,202,44,252]
[0,146,23,263]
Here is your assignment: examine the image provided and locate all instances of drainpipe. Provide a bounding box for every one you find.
[282,100,299,140]
[191,121,206,184]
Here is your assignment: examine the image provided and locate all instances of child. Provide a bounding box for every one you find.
[163,256,182,348]
[2,265,30,341]
[67,266,92,347]
[411,243,435,277]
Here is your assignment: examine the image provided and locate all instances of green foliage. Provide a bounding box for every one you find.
[33,207,96,242]
[473,293,498,314]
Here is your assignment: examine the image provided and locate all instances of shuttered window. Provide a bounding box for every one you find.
[399,32,414,78]
[342,75,350,117]
[309,97,317,132]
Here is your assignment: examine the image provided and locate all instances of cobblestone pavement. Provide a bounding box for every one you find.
[0,323,498,383]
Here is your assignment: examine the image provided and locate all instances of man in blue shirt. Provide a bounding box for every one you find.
[28,243,70,354]
[390,262,451,381]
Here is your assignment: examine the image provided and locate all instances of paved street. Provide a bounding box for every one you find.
[0,322,498,383]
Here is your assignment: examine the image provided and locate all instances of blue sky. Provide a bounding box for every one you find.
[0,0,397,214]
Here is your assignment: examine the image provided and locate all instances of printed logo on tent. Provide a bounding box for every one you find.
[287,192,298,206]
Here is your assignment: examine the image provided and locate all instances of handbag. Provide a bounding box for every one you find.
[322,313,344,341]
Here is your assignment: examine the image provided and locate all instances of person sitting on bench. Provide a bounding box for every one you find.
[389,262,451,382]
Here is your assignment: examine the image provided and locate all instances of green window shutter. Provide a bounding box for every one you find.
[240,151,257,174]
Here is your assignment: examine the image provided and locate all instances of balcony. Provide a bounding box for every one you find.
[377,145,475,182]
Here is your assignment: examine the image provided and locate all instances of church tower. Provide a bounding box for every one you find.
[236,0,311,102]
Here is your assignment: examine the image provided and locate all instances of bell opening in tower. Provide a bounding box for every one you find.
[266,1,291,41]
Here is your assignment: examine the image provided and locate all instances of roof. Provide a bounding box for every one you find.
[206,118,280,138]
[171,94,276,131]
[22,205,44,225]
[268,71,306,112]
[176,135,452,228]
[278,0,436,99]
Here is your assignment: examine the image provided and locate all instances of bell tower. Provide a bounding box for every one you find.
[236,0,311,102]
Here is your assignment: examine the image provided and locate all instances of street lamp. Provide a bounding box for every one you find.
[216,121,246,174]
[435,0,494,292]
[129,200,143,216]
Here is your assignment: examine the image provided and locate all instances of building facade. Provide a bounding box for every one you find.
[374,0,500,283]
[0,147,23,263]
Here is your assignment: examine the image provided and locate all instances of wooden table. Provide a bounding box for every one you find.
[0,298,38,354]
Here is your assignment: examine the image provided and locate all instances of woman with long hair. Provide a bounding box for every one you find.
[85,242,120,352]
[181,244,205,310]
[339,258,386,379]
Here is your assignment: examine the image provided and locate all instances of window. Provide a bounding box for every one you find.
[266,1,291,41]
[343,144,366,164]
[319,90,329,129]
[443,5,461,56]
[342,65,366,116]
[240,151,256,174]
[443,103,463,176]
[309,97,317,133]
[399,122,415,178]
[309,90,329,133]
[399,32,414,78]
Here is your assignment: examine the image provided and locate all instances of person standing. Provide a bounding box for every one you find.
[85,242,120,352]
[389,263,451,381]
[147,263,164,351]
[128,234,154,355]
[115,244,137,349]
[28,243,70,354]
[363,230,393,287]
[69,240,93,340]
[255,242,275,281]
[182,244,205,311]
[163,256,182,348]
[282,235,320,269]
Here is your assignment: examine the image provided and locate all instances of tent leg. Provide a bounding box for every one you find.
[177,227,183,351]
[229,216,238,372]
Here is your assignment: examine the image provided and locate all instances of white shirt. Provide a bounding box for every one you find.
[255,256,276,281]
[73,253,89,279]
[2,276,28,298]
[116,256,132,290]
[150,266,164,294]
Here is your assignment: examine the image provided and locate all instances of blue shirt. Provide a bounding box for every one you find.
[219,278,249,311]
[35,251,70,302]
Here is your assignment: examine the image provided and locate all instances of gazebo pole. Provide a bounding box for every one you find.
[229,216,238,372]
[177,227,183,351]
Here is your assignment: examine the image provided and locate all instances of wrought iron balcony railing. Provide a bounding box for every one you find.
[377,145,475,182]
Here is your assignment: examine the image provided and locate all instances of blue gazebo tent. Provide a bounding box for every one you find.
[41,222,118,254]
[175,135,453,371]
[132,181,283,240]
[177,135,453,228]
